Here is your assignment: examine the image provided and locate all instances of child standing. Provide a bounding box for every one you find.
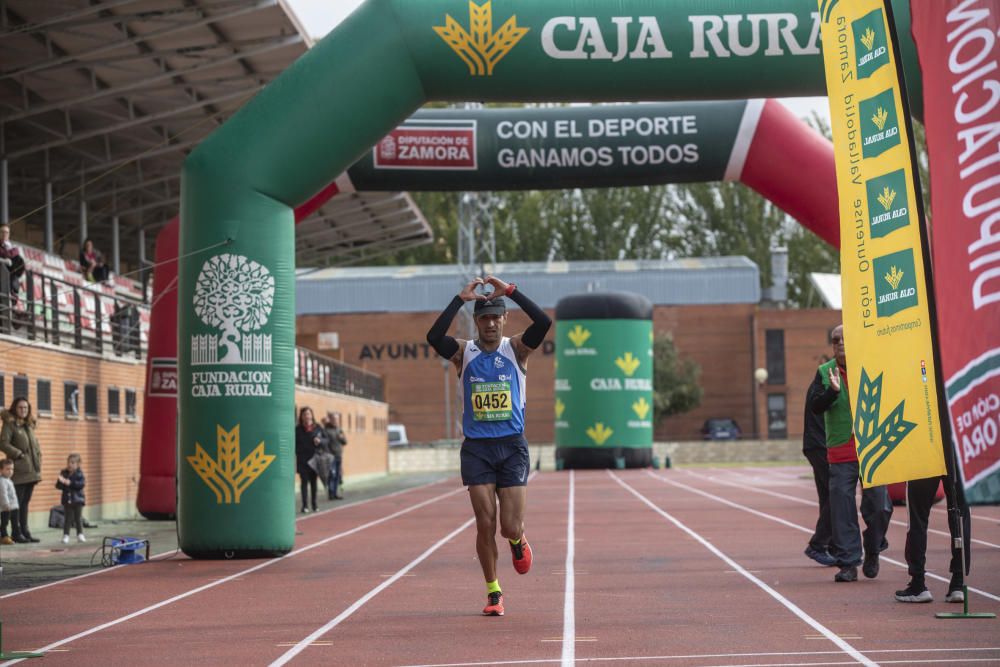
[0,458,20,544]
[55,454,86,544]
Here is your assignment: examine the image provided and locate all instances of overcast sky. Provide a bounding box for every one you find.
[283,0,831,123]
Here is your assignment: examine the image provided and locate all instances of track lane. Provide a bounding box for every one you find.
[1,480,467,665]
[636,468,1000,664]
[270,472,571,666]
[685,471,1000,602]
[591,470,879,666]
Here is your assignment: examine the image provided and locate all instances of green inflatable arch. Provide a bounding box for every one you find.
[178,0,919,557]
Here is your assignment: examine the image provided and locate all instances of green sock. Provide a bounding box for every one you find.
[509,537,521,546]
[486,579,501,594]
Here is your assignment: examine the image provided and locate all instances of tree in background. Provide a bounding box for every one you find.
[652,333,702,427]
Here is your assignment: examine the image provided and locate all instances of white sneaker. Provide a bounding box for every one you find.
[77,533,87,542]
[61,535,70,544]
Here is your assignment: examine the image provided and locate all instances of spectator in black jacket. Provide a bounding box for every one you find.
[55,453,86,544]
[803,365,835,566]
[295,407,329,513]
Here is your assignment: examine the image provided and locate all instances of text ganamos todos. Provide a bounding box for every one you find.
[498,143,699,169]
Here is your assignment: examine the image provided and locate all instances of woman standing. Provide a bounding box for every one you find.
[0,397,43,542]
[295,407,328,514]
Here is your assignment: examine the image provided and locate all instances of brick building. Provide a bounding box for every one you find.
[296,258,842,444]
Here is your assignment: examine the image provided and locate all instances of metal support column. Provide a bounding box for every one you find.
[45,182,54,252]
[112,216,120,274]
[79,200,87,245]
[1,159,8,225]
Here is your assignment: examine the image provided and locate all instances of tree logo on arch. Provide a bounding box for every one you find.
[192,253,275,366]
[433,1,529,76]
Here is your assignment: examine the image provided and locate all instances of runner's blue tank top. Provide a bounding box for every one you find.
[461,338,526,439]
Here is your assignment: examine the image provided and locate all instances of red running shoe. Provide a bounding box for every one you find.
[482,591,504,616]
[510,536,532,574]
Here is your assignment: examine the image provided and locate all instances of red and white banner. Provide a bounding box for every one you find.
[373,122,477,170]
[912,0,1000,503]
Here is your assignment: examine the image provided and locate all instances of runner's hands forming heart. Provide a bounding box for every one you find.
[483,276,510,299]
[459,278,488,302]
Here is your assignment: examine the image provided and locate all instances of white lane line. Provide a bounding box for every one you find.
[562,470,576,667]
[0,476,456,600]
[682,469,1000,550]
[394,646,1000,667]
[0,485,465,667]
[269,516,475,666]
[609,471,878,667]
[651,471,1000,603]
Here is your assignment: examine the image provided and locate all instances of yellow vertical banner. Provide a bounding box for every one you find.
[817,0,946,486]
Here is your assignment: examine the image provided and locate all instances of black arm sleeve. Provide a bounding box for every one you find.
[510,288,551,349]
[426,295,463,359]
[808,369,841,414]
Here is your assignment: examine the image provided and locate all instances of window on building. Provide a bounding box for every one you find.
[767,393,788,439]
[84,384,98,418]
[64,382,79,418]
[36,380,52,416]
[765,329,786,385]
[13,374,28,400]
[0,373,5,409]
[125,389,137,420]
[108,387,121,420]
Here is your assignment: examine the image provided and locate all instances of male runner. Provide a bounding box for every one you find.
[426,275,551,616]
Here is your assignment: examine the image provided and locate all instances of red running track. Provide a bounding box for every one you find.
[2,466,999,666]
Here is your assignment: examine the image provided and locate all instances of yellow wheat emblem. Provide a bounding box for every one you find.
[187,424,275,504]
[872,106,889,130]
[555,398,565,419]
[567,325,591,348]
[586,422,614,446]
[632,397,650,420]
[884,266,904,290]
[615,352,641,377]
[877,186,896,211]
[433,1,528,76]
[860,27,876,50]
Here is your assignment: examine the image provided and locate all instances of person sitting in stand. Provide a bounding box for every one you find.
[0,223,25,305]
[79,238,109,282]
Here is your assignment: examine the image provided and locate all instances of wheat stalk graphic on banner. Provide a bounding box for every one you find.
[872,106,889,130]
[884,266,904,290]
[188,424,275,503]
[586,422,613,445]
[433,1,529,76]
[878,186,896,210]
[861,27,876,50]
[854,368,916,484]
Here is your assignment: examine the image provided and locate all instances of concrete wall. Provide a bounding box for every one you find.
[389,439,803,473]
[1,341,147,528]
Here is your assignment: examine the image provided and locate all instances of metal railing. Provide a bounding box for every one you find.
[295,346,384,402]
[0,265,146,358]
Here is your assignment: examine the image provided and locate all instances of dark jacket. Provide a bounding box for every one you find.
[295,424,330,475]
[56,468,86,505]
[0,409,42,485]
[803,371,827,452]
[325,426,347,458]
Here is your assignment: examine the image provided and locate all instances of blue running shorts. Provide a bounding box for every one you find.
[460,433,530,488]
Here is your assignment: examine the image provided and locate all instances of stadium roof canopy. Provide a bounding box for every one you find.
[296,256,761,315]
[0,0,429,272]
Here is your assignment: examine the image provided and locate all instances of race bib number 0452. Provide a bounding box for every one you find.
[471,381,512,421]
